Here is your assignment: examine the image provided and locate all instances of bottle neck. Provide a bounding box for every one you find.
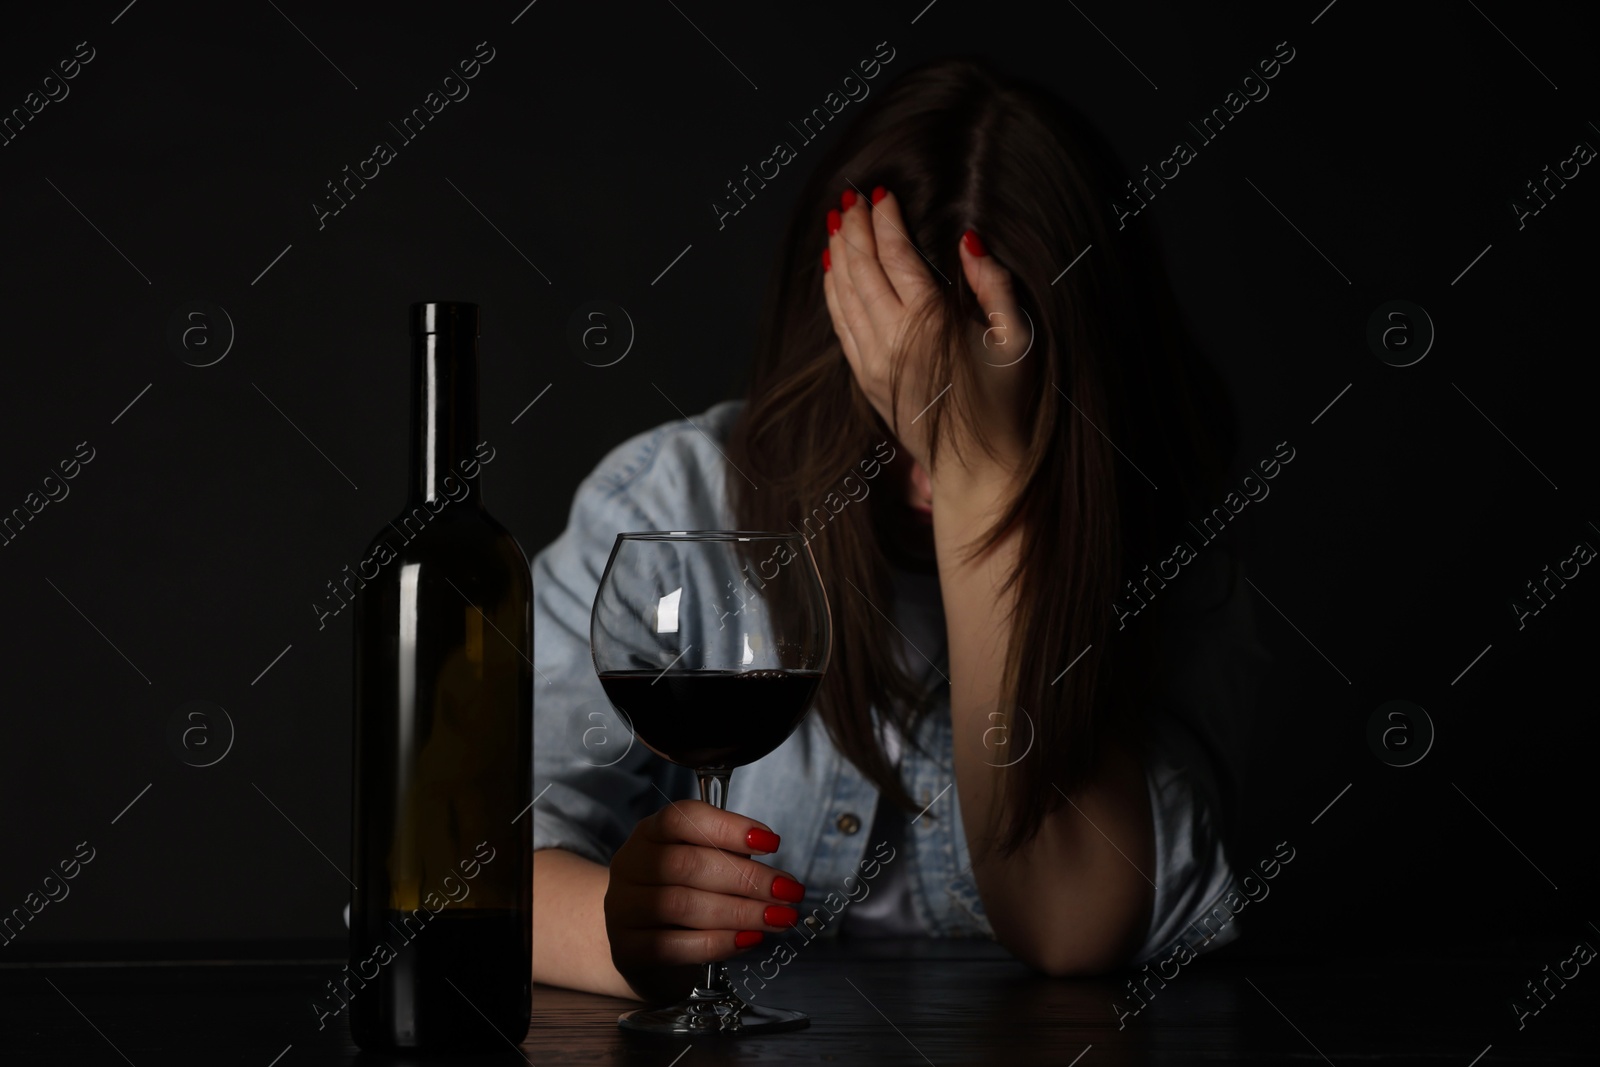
[409,329,482,508]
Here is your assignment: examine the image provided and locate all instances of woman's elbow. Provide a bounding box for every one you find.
[996,895,1150,977]
[1009,935,1133,978]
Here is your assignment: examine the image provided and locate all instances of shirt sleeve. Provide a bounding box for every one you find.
[530,445,688,865]
[1135,544,1272,963]
[530,404,740,865]
[1153,544,1269,836]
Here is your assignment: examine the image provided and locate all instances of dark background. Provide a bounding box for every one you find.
[0,0,1593,971]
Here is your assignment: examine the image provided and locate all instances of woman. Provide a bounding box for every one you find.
[531,56,1267,1002]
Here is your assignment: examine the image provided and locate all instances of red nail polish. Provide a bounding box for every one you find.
[841,188,857,210]
[735,931,764,949]
[822,248,831,272]
[962,229,988,257]
[771,876,805,903]
[871,185,886,204]
[746,827,781,853]
[826,209,841,235]
[764,905,800,928]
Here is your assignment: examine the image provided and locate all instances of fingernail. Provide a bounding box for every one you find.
[962,229,988,257]
[841,188,857,210]
[827,209,841,236]
[764,905,800,928]
[746,828,781,853]
[871,185,887,204]
[735,931,764,949]
[771,876,805,903]
[822,248,831,272]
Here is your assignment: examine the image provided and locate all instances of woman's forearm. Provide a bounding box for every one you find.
[531,849,638,999]
[931,476,1155,975]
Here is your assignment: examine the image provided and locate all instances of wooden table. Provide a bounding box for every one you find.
[1,938,1590,1064]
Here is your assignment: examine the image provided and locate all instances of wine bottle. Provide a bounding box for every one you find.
[349,301,532,1051]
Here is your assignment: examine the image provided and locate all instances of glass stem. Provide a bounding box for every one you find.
[697,768,734,999]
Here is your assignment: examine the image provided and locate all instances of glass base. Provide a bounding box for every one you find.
[618,986,809,1036]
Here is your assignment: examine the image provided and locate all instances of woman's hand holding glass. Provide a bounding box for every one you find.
[603,799,805,998]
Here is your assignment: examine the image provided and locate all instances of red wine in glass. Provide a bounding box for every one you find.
[596,669,822,769]
[590,531,832,1036]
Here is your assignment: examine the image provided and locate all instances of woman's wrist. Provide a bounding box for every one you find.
[928,453,1024,533]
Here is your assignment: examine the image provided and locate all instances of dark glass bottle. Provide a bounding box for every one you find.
[349,301,532,1052]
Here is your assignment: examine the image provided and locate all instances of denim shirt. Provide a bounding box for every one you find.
[531,400,1270,964]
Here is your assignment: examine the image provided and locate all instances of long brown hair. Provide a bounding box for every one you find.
[725,56,1235,854]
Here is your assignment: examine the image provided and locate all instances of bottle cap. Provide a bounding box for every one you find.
[410,301,479,336]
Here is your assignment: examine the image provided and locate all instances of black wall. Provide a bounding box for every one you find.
[0,0,1594,957]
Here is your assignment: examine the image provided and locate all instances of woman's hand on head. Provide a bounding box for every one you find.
[822,186,1031,501]
[604,799,804,1001]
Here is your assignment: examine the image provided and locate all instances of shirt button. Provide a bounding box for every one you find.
[835,812,861,835]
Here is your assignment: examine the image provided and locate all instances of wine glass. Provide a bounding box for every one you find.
[591,530,832,1036]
